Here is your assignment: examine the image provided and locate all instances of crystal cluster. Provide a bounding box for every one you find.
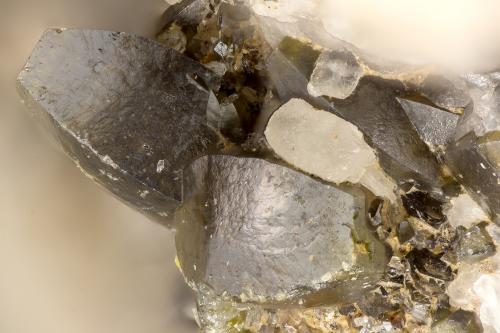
[17,0,500,332]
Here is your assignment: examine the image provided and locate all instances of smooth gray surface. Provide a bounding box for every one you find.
[18,28,221,227]
[176,155,386,303]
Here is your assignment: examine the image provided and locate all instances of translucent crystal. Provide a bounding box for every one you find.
[444,192,490,228]
[176,155,388,304]
[417,74,471,114]
[17,29,221,226]
[265,98,396,201]
[455,72,500,139]
[266,38,332,111]
[473,275,500,333]
[307,48,364,99]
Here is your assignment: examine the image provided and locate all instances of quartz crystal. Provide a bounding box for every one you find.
[17,1,500,332]
[307,47,364,99]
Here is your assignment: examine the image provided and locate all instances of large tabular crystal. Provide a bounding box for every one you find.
[17,29,221,227]
[176,155,388,304]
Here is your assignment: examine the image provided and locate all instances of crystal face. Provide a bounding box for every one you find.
[176,155,387,304]
[17,29,222,226]
[17,1,500,332]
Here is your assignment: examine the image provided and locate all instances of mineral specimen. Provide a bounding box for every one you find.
[176,155,388,304]
[17,28,222,227]
[17,0,500,332]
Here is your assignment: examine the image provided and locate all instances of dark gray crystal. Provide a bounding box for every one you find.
[17,29,221,227]
[333,77,442,186]
[398,98,460,147]
[446,133,500,221]
[176,155,388,304]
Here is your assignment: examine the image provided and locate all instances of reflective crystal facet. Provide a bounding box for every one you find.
[176,155,388,304]
[17,29,221,226]
[398,98,460,147]
[308,48,364,99]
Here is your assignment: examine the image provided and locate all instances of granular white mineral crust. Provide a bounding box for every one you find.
[265,98,397,201]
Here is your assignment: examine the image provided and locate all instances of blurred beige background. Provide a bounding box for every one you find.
[0,1,198,332]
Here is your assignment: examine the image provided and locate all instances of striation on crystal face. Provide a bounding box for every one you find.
[17,28,222,227]
[176,155,388,305]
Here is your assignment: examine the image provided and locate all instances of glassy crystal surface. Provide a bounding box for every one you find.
[176,155,388,304]
[308,47,364,99]
[398,98,460,147]
[17,29,222,226]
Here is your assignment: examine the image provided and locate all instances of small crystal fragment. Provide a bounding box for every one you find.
[453,224,496,263]
[17,29,221,226]
[308,47,364,99]
[455,72,500,139]
[159,0,211,29]
[398,98,460,147]
[417,74,471,114]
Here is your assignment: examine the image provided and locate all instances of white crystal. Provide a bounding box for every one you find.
[456,73,500,139]
[473,274,500,333]
[265,98,396,201]
[444,192,490,228]
[307,48,364,99]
